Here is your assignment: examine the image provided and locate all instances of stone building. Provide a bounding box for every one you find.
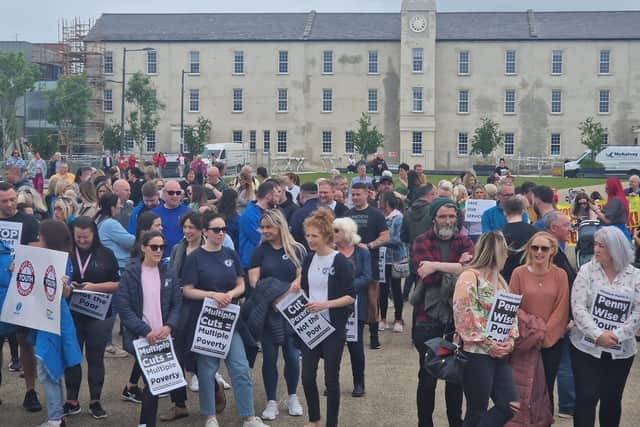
[85,0,640,170]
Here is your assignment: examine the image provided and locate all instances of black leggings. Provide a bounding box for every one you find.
[138,361,159,427]
[64,315,112,401]
[301,331,346,427]
[129,361,143,385]
[380,265,403,321]
[540,338,564,415]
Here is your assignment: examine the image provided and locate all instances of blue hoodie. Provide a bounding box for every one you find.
[239,201,263,268]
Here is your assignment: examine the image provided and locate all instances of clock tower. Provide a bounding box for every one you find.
[400,0,437,169]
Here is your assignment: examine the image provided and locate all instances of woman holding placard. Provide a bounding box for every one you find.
[247,209,306,421]
[181,210,268,427]
[570,226,640,427]
[117,230,182,427]
[63,216,120,419]
[509,231,569,416]
[301,208,355,427]
[452,231,519,427]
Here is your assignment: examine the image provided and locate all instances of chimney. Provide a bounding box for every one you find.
[303,10,317,40]
[527,9,538,38]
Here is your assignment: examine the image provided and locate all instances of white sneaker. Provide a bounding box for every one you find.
[205,417,220,427]
[37,421,62,427]
[261,400,279,420]
[215,372,231,389]
[190,374,199,392]
[285,394,303,416]
[392,321,404,333]
[243,416,269,427]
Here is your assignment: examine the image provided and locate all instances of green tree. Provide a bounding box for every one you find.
[470,117,504,159]
[352,113,384,159]
[183,116,211,156]
[47,74,93,152]
[101,122,122,154]
[0,52,40,158]
[579,117,607,162]
[125,72,163,155]
[28,130,58,160]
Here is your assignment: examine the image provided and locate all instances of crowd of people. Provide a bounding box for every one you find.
[0,150,639,427]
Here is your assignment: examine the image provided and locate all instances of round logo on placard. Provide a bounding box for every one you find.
[43,265,57,302]
[224,259,233,267]
[16,260,35,296]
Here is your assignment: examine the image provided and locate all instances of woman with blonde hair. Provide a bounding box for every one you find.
[453,184,468,211]
[509,231,569,418]
[53,196,77,224]
[453,231,519,426]
[333,216,371,397]
[95,180,112,201]
[247,209,306,420]
[237,172,257,214]
[77,181,98,218]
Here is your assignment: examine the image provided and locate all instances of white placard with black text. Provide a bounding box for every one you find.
[276,291,335,350]
[465,200,497,223]
[191,298,240,359]
[0,221,21,252]
[582,288,632,354]
[378,246,387,284]
[346,296,358,342]
[133,337,187,396]
[485,291,522,342]
[69,290,112,320]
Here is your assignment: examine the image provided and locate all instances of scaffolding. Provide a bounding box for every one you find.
[57,17,105,154]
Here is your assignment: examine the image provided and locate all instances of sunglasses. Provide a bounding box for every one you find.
[333,228,340,233]
[146,244,166,252]
[530,245,551,253]
[207,227,227,234]
[166,190,182,196]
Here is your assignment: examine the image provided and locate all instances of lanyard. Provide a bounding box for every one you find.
[75,248,92,280]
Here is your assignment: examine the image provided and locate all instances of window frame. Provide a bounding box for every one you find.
[146,131,156,152]
[458,132,469,155]
[322,88,333,113]
[368,50,379,74]
[551,50,564,75]
[412,87,424,113]
[147,50,158,75]
[458,89,469,114]
[102,88,113,112]
[504,132,515,155]
[189,51,200,74]
[367,88,378,113]
[505,50,517,75]
[599,89,610,114]
[599,49,611,75]
[550,133,561,156]
[322,50,334,74]
[278,50,289,74]
[103,51,114,74]
[188,89,200,113]
[345,131,354,154]
[458,50,470,76]
[263,130,271,153]
[232,130,243,144]
[249,130,257,153]
[232,88,244,113]
[277,130,288,153]
[322,131,333,154]
[277,88,288,113]
[551,89,563,114]
[504,89,516,114]
[412,131,423,155]
[412,47,424,73]
[233,50,244,75]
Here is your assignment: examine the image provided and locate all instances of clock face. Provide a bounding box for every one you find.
[410,15,427,33]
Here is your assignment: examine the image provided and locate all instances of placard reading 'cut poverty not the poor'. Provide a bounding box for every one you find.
[277,291,335,350]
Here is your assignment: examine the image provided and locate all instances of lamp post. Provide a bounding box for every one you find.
[180,70,185,154]
[120,47,153,154]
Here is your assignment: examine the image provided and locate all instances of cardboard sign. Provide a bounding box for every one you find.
[190,298,240,359]
[0,221,22,252]
[465,199,497,223]
[346,296,358,343]
[583,288,632,354]
[485,291,522,342]
[0,245,68,335]
[133,337,187,396]
[276,292,335,350]
[378,247,387,284]
[69,290,112,320]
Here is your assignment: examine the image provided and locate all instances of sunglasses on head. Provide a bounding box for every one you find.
[146,244,166,252]
[207,227,227,234]
[166,190,182,196]
[530,245,551,253]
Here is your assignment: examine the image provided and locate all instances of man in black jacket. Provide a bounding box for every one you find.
[318,179,349,218]
[289,183,320,246]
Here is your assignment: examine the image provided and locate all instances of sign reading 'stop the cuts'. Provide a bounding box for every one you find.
[0,245,68,335]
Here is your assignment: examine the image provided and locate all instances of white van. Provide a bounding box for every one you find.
[564,146,640,177]
[201,143,250,174]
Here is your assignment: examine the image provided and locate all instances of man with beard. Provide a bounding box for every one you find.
[239,180,280,269]
[532,185,556,229]
[127,181,162,234]
[411,198,474,427]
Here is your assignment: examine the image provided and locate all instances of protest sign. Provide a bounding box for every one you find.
[485,291,522,342]
[276,291,335,350]
[133,337,187,396]
[190,298,240,359]
[465,200,497,223]
[69,290,112,320]
[0,245,68,335]
[0,221,22,252]
[346,296,358,343]
[582,288,632,354]
[378,246,387,284]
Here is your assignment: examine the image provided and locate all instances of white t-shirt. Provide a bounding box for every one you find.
[308,251,338,318]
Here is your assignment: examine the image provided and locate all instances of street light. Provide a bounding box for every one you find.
[180,70,185,154]
[120,47,153,154]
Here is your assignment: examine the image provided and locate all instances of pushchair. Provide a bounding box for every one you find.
[576,220,600,268]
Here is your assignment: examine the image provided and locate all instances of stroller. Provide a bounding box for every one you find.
[575,220,600,268]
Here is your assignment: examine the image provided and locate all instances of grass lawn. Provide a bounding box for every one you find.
[294,172,604,190]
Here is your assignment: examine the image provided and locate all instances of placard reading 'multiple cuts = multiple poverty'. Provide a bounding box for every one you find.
[276,291,335,350]
[485,291,523,343]
[191,297,240,359]
[133,337,187,396]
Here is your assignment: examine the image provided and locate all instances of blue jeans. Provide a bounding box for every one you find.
[197,332,255,418]
[261,330,300,401]
[37,359,64,421]
[557,333,575,414]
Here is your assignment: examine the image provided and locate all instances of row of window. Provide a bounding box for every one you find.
[103,87,383,114]
[120,131,157,153]
[102,49,382,75]
[457,48,613,76]
[452,89,612,115]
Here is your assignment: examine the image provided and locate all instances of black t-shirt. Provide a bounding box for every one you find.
[249,243,304,284]
[71,245,120,319]
[347,205,387,280]
[182,246,243,293]
[2,211,39,245]
[501,221,537,283]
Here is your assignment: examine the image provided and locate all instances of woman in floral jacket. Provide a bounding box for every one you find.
[453,231,519,427]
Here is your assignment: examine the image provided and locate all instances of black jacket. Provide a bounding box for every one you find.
[241,277,292,344]
[279,191,299,223]
[334,202,349,218]
[117,258,182,354]
[301,252,355,338]
[290,198,321,245]
[401,199,432,244]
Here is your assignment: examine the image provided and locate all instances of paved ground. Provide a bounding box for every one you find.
[1,303,640,427]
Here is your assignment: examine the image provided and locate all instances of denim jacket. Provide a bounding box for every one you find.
[384,210,408,264]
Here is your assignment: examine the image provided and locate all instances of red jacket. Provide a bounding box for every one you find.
[128,155,137,169]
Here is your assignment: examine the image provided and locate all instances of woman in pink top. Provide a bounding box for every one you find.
[509,231,570,417]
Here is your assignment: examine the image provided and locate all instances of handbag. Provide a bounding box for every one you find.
[423,336,468,385]
[391,260,410,278]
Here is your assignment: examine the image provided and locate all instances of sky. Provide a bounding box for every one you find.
[3,0,640,42]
